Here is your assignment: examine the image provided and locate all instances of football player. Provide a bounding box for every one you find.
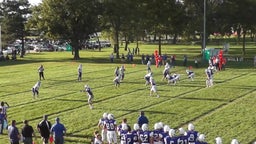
[119,65,126,81]
[104,114,117,144]
[113,75,121,87]
[144,72,152,86]
[152,123,164,144]
[150,77,159,98]
[97,113,108,143]
[81,85,94,109]
[32,81,41,98]
[164,129,178,144]
[138,124,154,144]
[205,67,213,87]
[186,69,195,81]
[177,127,188,144]
[186,123,199,144]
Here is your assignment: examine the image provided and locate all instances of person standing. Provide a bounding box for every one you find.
[37,115,52,144]
[50,117,66,144]
[77,64,82,81]
[8,120,20,144]
[81,85,94,109]
[38,65,45,80]
[21,120,36,144]
[137,111,149,128]
[0,101,9,134]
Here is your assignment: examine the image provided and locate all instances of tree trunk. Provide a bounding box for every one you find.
[124,36,128,51]
[158,35,162,55]
[242,31,246,56]
[72,39,80,60]
[95,32,101,52]
[172,33,177,44]
[114,29,119,59]
[20,34,25,58]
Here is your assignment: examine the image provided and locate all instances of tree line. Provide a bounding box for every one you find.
[0,0,255,59]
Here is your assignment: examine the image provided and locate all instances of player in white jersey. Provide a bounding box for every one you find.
[147,60,151,73]
[119,65,126,81]
[150,77,159,98]
[166,73,180,85]
[186,69,195,81]
[32,81,41,98]
[81,85,94,109]
[77,64,82,81]
[144,72,152,86]
[205,67,213,87]
[113,75,121,87]
[98,113,108,143]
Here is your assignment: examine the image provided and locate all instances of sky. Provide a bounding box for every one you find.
[29,0,42,6]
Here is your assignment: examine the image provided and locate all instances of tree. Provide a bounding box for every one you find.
[37,0,99,60]
[0,0,31,57]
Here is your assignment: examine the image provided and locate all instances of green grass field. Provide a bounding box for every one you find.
[0,44,256,144]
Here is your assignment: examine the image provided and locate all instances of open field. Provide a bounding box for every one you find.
[0,44,256,144]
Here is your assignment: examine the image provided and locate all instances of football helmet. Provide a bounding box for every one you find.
[133,123,140,131]
[154,123,160,130]
[163,125,170,133]
[169,129,175,137]
[215,137,222,144]
[178,127,186,135]
[102,113,108,119]
[188,123,195,131]
[198,134,205,142]
[107,114,114,120]
[122,123,128,130]
[141,124,148,131]
[231,139,239,144]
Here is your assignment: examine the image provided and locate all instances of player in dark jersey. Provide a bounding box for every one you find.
[177,127,188,144]
[164,129,178,144]
[186,123,199,144]
[138,124,153,144]
[186,70,195,81]
[104,114,117,144]
[97,113,108,143]
[152,123,164,144]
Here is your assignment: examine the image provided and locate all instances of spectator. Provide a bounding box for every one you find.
[0,108,5,134]
[0,101,9,133]
[195,57,199,68]
[38,64,45,80]
[8,120,20,144]
[141,54,145,64]
[37,115,52,144]
[171,55,176,68]
[183,55,188,66]
[50,117,66,144]
[121,53,125,62]
[22,120,36,144]
[137,111,149,128]
[110,53,114,63]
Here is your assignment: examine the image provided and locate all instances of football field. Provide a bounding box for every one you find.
[0,46,255,144]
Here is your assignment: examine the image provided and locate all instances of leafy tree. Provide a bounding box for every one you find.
[0,0,31,57]
[37,0,99,59]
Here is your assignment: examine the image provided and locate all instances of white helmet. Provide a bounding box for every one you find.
[158,122,164,129]
[107,114,114,120]
[102,113,108,119]
[231,139,239,144]
[198,134,206,142]
[141,124,148,131]
[178,127,186,135]
[84,84,89,89]
[163,125,170,133]
[154,123,161,130]
[168,129,175,137]
[188,123,194,131]
[122,123,128,130]
[215,137,222,144]
[133,123,140,131]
